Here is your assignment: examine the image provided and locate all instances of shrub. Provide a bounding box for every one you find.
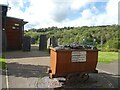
[0,58,6,69]
[104,38,119,51]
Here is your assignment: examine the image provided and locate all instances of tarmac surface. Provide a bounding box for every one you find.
[2,46,120,89]
[97,60,119,75]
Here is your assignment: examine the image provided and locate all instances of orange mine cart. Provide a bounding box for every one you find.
[49,47,98,81]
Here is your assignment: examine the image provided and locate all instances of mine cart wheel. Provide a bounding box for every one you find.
[66,73,75,83]
[66,73,73,81]
[79,72,89,82]
[66,73,80,83]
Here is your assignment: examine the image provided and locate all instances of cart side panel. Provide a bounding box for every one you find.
[56,50,71,75]
[70,50,98,73]
[49,48,98,78]
[50,49,57,75]
[85,50,98,71]
[55,50,98,76]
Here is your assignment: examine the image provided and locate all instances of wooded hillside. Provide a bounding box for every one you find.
[24,25,119,51]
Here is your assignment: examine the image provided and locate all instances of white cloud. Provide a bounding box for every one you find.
[95,0,119,25]
[50,1,71,22]
[0,0,119,29]
[71,0,91,10]
[69,0,119,26]
[119,1,120,24]
[81,9,93,19]
[105,0,118,23]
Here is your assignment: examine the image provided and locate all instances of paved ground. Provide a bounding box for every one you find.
[6,58,49,88]
[96,61,120,88]
[97,60,119,75]
[1,70,7,89]
[2,46,120,88]
[2,46,50,88]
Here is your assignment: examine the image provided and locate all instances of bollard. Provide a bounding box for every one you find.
[39,34,47,50]
[22,36,31,51]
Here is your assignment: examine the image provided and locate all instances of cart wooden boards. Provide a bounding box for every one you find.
[49,47,98,82]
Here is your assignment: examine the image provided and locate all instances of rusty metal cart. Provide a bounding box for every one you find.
[49,47,98,82]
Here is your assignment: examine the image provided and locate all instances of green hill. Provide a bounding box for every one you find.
[24,25,119,52]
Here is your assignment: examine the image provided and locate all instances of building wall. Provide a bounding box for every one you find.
[1,5,8,52]
[0,5,2,54]
[5,17,23,50]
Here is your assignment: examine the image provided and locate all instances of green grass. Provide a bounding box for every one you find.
[31,44,39,46]
[0,58,6,69]
[98,51,119,63]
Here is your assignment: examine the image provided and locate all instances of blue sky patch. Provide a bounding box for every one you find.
[87,2,107,14]
[93,2,107,13]
[67,10,82,20]
[20,0,30,12]
[66,2,107,20]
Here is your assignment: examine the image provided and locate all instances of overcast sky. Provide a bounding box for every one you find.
[0,0,119,30]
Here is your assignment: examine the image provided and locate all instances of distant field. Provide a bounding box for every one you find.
[98,51,118,63]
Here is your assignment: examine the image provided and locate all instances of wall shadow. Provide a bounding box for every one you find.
[2,62,49,78]
[3,46,50,59]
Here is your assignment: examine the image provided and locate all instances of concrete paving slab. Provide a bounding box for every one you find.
[1,70,7,89]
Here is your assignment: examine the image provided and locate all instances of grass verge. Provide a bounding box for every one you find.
[98,51,118,63]
[0,58,6,69]
[31,44,39,46]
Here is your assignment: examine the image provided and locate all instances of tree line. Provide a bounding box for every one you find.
[24,24,119,52]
